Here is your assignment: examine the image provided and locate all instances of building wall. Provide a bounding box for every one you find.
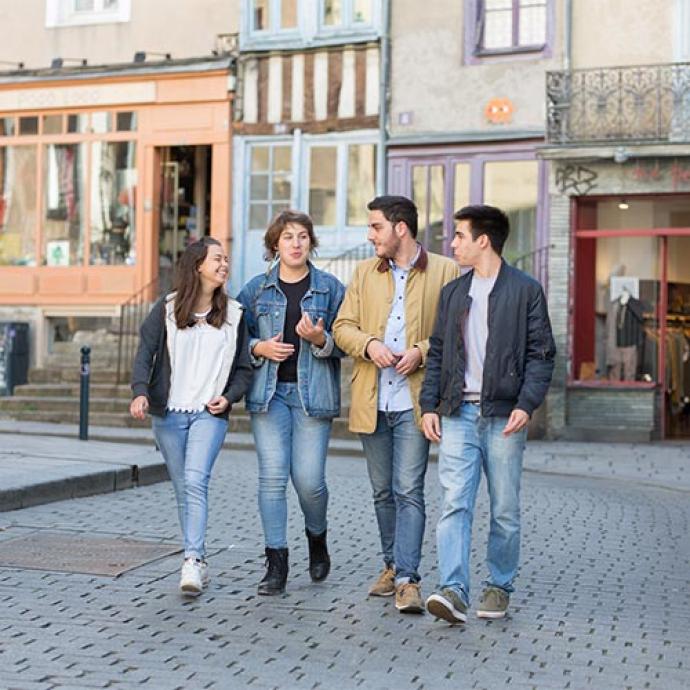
[389,0,562,138]
[0,0,239,70]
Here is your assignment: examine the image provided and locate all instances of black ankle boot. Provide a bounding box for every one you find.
[306,528,330,582]
[257,547,288,595]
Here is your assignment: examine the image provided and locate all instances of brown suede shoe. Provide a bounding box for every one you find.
[395,582,424,614]
[368,566,396,597]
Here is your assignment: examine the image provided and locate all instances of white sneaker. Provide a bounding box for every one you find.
[179,558,203,596]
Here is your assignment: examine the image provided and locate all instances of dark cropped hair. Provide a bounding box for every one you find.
[367,195,418,239]
[264,210,319,260]
[173,237,227,329]
[453,204,510,255]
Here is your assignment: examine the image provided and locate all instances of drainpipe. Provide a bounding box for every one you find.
[563,0,572,71]
[377,0,391,195]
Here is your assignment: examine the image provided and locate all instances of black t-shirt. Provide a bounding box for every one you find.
[278,272,310,382]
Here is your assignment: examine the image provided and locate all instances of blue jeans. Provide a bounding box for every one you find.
[152,409,228,560]
[436,403,527,604]
[359,410,430,582]
[251,382,332,549]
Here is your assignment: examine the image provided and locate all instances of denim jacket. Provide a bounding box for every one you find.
[236,261,346,418]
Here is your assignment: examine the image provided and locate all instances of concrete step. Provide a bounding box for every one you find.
[50,343,123,356]
[0,407,356,439]
[12,383,133,400]
[0,396,133,414]
[29,369,126,384]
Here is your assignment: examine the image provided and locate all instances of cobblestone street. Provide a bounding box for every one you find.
[1,447,689,690]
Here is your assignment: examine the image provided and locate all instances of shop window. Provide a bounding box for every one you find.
[248,144,292,231]
[42,143,85,266]
[412,164,446,255]
[0,146,38,266]
[91,112,111,134]
[0,118,16,137]
[483,159,538,268]
[346,143,376,225]
[18,117,39,136]
[89,141,136,266]
[309,146,337,226]
[466,0,552,62]
[67,113,88,134]
[42,115,63,135]
[572,197,690,437]
[115,112,137,132]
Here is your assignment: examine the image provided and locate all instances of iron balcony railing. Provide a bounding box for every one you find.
[320,241,375,285]
[547,63,690,145]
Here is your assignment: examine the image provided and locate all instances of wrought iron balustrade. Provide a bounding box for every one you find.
[547,63,690,145]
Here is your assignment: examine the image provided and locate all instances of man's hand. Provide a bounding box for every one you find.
[207,396,230,415]
[366,339,399,369]
[503,408,530,436]
[253,334,295,362]
[130,395,149,421]
[422,412,442,442]
[394,347,422,376]
[295,313,326,347]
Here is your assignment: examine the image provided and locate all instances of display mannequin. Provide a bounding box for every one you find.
[608,286,644,380]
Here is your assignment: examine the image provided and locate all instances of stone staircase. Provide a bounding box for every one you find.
[0,332,356,439]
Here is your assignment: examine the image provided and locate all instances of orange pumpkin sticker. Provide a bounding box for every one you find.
[485,97,514,124]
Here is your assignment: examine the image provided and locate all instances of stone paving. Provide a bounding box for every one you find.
[0,447,689,689]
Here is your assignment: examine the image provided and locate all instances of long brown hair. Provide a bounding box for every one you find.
[173,237,228,329]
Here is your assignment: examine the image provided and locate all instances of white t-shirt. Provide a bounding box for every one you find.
[167,311,229,413]
[463,273,498,398]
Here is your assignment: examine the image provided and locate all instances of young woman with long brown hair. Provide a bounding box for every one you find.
[130,237,252,596]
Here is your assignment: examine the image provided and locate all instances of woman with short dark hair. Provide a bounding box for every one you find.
[237,210,345,595]
[130,237,252,596]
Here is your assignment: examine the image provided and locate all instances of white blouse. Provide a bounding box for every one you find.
[167,311,229,413]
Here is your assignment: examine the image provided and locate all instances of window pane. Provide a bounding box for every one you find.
[67,113,88,133]
[453,163,470,212]
[272,174,291,201]
[0,118,16,136]
[104,0,119,9]
[483,8,513,49]
[253,0,270,30]
[347,144,376,226]
[251,145,270,172]
[116,111,137,131]
[43,115,63,135]
[89,142,137,266]
[91,111,111,134]
[249,202,269,230]
[281,0,297,28]
[75,0,95,10]
[250,174,269,200]
[324,0,342,25]
[519,2,546,45]
[18,117,38,136]
[412,165,445,254]
[0,146,37,266]
[272,145,291,172]
[353,0,371,22]
[43,144,85,266]
[309,146,337,226]
[483,160,538,270]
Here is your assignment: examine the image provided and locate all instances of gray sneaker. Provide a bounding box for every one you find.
[425,588,468,624]
[476,586,509,619]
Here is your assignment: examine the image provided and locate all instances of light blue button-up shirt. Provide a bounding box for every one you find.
[377,247,421,412]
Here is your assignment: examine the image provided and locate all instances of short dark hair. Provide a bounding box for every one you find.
[367,195,418,239]
[453,204,510,255]
[263,209,319,259]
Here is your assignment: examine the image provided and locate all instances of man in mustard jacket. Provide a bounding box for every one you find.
[333,195,459,613]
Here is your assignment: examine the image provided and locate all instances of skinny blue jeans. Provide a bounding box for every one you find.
[152,409,228,561]
[250,382,331,549]
[436,403,527,604]
[359,409,430,583]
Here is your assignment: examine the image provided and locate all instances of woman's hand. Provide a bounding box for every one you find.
[296,313,326,347]
[207,396,230,415]
[130,395,149,420]
[253,334,295,362]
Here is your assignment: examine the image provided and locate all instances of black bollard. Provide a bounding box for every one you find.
[79,346,91,441]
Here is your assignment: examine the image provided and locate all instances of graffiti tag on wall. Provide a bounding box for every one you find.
[555,165,598,195]
[628,160,690,191]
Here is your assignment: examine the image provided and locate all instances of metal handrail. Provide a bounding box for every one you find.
[115,278,160,385]
[511,243,555,288]
[320,242,375,285]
